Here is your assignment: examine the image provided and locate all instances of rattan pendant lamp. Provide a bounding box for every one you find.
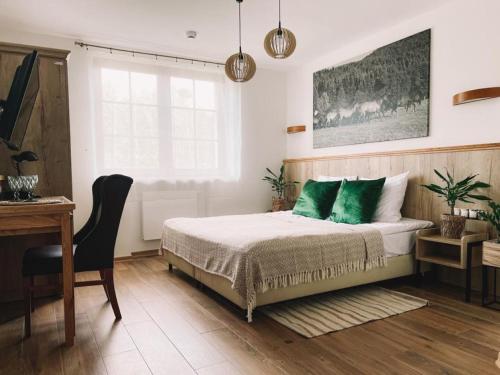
[225,0,256,82]
[264,0,296,59]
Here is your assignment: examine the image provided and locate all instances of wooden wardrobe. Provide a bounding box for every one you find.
[0,42,72,302]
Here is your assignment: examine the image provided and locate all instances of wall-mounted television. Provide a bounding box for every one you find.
[0,50,40,151]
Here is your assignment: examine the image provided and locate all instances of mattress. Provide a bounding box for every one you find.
[355,218,434,257]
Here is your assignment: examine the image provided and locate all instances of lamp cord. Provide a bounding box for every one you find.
[278,0,282,29]
[278,0,283,36]
[238,1,242,55]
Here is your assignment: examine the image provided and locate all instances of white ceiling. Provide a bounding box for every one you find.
[0,0,452,70]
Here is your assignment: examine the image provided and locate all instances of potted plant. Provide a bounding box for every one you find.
[479,201,500,243]
[422,169,490,239]
[262,164,298,212]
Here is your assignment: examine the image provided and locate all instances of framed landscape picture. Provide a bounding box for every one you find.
[313,29,431,148]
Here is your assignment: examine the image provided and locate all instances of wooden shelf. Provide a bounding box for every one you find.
[287,125,306,134]
[418,234,462,246]
[417,254,462,269]
[453,87,500,105]
[416,228,488,270]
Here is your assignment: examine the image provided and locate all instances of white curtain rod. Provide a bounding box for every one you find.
[74,41,225,68]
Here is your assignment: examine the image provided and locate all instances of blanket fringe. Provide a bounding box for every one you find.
[246,255,387,322]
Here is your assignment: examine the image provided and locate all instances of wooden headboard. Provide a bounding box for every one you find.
[284,143,500,231]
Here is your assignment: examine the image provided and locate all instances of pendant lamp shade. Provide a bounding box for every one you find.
[264,0,296,59]
[264,27,296,59]
[225,51,256,82]
[225,0,256,82]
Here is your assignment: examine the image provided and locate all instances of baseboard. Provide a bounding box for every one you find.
[115,249,161,262]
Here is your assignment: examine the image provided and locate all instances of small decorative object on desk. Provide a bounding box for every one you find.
[263,164,299,212]
[7,176,23,201]
[478,201,500,243]
[422,169,490,239]
[7,175,38,202]
[20,175,38,201]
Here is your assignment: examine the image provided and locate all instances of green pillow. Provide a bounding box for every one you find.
[330,178,386,224]
[293,179,342,219]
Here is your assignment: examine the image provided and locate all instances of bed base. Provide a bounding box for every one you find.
[164,249,422,312]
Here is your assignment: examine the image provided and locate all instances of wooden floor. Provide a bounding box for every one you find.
[1,256,500,375]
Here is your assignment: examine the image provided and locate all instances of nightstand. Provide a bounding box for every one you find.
[482,240,500,309]
[415,228,488,302]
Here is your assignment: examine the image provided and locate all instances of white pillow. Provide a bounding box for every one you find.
[317,175,357,181]
[371,171,409,222]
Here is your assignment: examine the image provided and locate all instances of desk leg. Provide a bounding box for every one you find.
[61,212,75,346]
[465,243,473,303]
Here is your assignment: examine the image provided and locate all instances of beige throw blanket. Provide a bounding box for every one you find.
[161,211,386,322]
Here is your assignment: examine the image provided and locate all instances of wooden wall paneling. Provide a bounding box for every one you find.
[285,161,312,200]
[0,42,72,302]
[453,150,493,210]
[312,160,329,179]
[490,151,500,212]
[285,143,500,163]
[429,152,452,224]
[326,159,342,177]
[401,153,423,219]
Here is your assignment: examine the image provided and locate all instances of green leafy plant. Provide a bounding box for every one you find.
[262,165,298,199]
[479,201,500,243]
[422,169,491,215]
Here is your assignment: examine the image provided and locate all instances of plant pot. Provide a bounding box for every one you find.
[440,214,466,239]
[272,197,287,212]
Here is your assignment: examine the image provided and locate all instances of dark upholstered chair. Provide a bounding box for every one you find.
[22,174,133,337]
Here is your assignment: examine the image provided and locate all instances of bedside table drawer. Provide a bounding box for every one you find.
[483,241,500,267]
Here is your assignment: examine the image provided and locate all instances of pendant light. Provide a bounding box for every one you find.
[225,0,256,82]
[264,0,296,59]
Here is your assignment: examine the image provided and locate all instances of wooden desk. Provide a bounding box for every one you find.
[0,197,76,346]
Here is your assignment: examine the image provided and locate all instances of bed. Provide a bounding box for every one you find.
[161,211,433,321]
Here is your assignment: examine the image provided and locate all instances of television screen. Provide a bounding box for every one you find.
[0,51,39,151]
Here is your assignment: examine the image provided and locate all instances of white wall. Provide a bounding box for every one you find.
[286,0,500,159]
[0,28,287,257]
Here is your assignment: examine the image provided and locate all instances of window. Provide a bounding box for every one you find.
[171,78,218,171]
[101,69,159,170]
[93,57,240,180]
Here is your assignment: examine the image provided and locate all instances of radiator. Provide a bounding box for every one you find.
[141,191,199,240]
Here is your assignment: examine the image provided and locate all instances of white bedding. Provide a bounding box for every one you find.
[354,218,434,257]
[279,211,433,257]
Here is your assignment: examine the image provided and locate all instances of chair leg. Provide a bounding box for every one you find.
[30,276,35,312]
[99,270,110,301]
[103,269,121,320]
[23,276,32,338]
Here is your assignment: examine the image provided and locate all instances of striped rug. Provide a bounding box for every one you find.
[261,286,428,338]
